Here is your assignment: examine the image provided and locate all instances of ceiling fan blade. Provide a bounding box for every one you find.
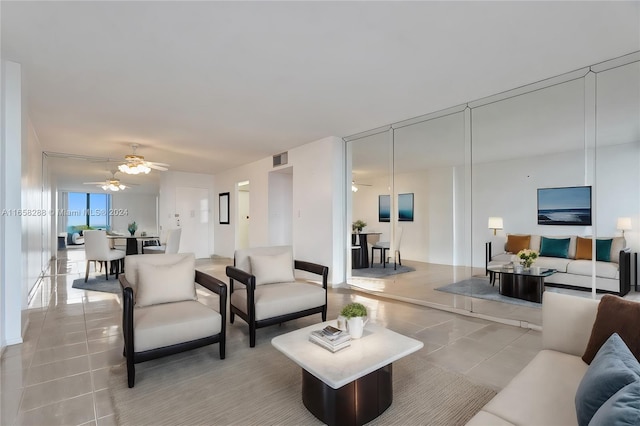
[148,161,170,167]
[83,181,107,185]
[148,164,168,171]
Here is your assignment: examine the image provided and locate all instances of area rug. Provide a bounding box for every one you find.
[352,264,415,278]
[108,341,495,425]
[436,277,542,308]
[71,275,121,294]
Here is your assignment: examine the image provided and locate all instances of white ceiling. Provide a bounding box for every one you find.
[2,1,639,189]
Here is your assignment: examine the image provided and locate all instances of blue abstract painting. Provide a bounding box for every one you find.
[398,193,414,222]
[537,186,591,226]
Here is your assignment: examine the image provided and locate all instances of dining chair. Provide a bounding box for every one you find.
[371,226,403,269]
[83,230,126,282]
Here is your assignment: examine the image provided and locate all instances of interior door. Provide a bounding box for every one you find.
[175,186,210,258]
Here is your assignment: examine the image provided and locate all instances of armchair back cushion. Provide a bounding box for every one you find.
[235,245,293,275]
[250,251,295,285]
[124,253,196,305]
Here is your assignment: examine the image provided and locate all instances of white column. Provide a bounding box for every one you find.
[1,60,24,346]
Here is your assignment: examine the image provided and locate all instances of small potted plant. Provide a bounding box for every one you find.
[127,221,138,236]
[340,302,368,338]
[352,219,367,234]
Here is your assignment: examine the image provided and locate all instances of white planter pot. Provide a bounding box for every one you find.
[346,316,368,339]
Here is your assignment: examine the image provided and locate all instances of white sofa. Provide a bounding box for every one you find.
[467,291,599,425]
[487,235,631,295]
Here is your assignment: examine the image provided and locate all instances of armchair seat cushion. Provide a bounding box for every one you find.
[231,282,326,321]
[134,300,222,352]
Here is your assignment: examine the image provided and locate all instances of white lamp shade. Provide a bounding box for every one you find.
[488,217,504,230]
[617,217,632,231]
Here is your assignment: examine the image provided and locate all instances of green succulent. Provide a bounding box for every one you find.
[340,302,367,319]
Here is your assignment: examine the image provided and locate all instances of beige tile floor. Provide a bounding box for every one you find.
[2,248,543,426]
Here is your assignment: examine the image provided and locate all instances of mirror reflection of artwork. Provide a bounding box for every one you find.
[378,195,390,222]
[537,186,591,226]
[398,193,414,222]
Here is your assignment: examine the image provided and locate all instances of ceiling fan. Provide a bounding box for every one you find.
[84,172,137,192]
[351,181,372,192]
[118,144,169,175]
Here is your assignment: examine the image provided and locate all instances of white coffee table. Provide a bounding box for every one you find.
[272,320,423,426]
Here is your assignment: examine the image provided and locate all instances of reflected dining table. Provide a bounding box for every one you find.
[107,235,159,256]
[351,232,381,269]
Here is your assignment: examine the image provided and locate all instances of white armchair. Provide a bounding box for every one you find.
[119,253,227,387]
[225,246,328,347]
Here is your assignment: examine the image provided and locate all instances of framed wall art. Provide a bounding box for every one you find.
[219,192,230,224]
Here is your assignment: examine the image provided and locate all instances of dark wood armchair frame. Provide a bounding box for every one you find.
[226,260,329,347]
[119,270,227,388]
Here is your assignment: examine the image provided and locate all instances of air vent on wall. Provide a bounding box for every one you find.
[273,151,288,167]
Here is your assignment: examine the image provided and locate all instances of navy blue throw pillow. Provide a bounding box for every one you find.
[588,380,640,426]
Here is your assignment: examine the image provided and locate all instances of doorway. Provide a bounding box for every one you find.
[268,167,293,246]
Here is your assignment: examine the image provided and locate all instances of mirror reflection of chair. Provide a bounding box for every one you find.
[119,253,227,387]
[371,226,403,270]
[83,230,125,282]
[143,228,182,254]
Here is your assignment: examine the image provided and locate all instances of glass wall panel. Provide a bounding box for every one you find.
[349,131,392,291]
[595,61,640,296]
[346,54,638,328]
[392,112,470,309]
[471,78,589,324]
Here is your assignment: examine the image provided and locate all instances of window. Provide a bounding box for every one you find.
[66,192,111,231]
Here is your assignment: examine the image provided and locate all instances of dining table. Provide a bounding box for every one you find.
[351,232,381,269]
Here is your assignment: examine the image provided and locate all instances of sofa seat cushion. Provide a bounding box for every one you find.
[231,281,325,321]
[567,259,619,279]
[482,349,587,426]
[134,300,222,352]
[465,410,515,426]
[534,256,572,272]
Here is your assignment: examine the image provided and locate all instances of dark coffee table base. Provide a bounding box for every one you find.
[500,274,544,303]
[302,364,393,426]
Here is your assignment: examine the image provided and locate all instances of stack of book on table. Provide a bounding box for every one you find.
[309,325,351,353]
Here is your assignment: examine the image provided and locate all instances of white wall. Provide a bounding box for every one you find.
[22,118,50,304]
[110,193,158,236]
[214,136,345,285]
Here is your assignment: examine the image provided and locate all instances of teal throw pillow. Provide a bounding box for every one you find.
[539,237,571,258]
[595,239,613,262]
[588,380,640,426]
[575,333,640,426]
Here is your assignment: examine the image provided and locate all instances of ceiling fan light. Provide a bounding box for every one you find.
[101,185,109,190]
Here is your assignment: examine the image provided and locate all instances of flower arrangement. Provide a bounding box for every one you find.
[127,221,138,236]
[352,219,367,233]
[517,249,538,268]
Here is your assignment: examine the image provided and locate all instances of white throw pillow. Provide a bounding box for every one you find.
[136,256,196,307]
[250,252,295,285]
